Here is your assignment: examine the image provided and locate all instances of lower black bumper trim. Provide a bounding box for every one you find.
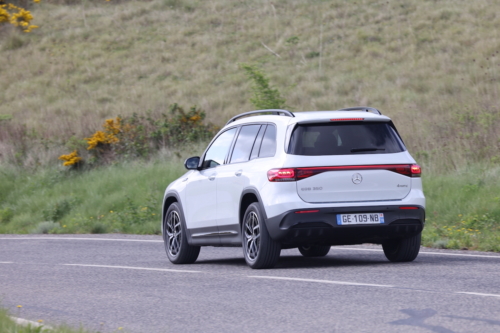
[265,205,425,247]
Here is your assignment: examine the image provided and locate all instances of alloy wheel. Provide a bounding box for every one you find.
[166,211,182,256]
[244,211,260,261]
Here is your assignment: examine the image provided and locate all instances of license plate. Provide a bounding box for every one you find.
[336,213,384,225]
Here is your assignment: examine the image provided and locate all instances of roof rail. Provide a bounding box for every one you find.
[338,106,382,115]
[226,109,294,125]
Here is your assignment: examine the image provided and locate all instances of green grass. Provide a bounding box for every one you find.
[1,151,499,251]
[0,148,189,235]
[0,306,95,333]
[422,164,500,251]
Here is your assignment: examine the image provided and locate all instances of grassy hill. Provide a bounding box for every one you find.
[0,0,499,250]
[1,0,499,170]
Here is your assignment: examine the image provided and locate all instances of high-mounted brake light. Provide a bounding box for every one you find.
[330,118,364,121]
[268,164,422,182]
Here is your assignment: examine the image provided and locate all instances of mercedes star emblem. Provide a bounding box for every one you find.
[352,173,363,184]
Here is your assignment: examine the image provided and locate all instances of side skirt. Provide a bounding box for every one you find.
[187,224,242,247]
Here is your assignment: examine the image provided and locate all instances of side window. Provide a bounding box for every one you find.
[203,128,237,169]
[250,125,266,160]
[230,125,262,163]
[259,125,277,158]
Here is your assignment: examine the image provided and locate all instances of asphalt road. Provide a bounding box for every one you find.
[1,235,499,333]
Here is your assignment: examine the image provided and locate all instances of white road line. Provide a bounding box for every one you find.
[0,261,13,264]
[456,292,500,298]
[249,275,394,288]
[0,237,162,243]
[333,247,500,259]
[64,264,201,273]
[420,251,500,258]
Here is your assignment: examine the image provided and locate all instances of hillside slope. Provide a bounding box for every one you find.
[1,0,500,169]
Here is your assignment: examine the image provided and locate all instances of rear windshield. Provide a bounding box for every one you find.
[288,122,405,156]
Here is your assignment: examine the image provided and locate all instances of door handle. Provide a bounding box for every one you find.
[209,174,216,181]
[235,170,243,177]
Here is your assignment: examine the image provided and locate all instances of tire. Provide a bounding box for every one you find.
[298,245,331,257]
[163,203,200,264]
[382,232,421,262]
[242,203,281,269]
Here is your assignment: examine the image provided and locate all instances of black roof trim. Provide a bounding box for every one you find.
[337,106,382,115]
[226,109,295,125]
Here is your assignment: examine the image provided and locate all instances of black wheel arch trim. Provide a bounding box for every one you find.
[239,187,268,222]
[162,191,191,241]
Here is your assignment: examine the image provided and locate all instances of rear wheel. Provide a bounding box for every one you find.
[163,203,200,264]
[382,232,421,262]
[298,245,331,257]
[242,203,281,269]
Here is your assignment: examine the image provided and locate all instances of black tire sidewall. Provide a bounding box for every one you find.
[242,203,280,269]
[383,232,421,262]
[298,245,331,257]
[163,202,200,264]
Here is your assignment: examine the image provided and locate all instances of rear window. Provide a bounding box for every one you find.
[288,122,405,156]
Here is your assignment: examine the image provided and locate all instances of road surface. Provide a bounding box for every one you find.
[1,234,499,332]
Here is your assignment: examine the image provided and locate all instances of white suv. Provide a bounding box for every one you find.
[162,107,425,269]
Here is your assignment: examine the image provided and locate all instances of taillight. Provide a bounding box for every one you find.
[267,168,296,182]
[268,164,421,181]
[411,164,421,177]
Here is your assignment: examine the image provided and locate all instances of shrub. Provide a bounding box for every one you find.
[58,150,82,167]
[90,222,107,234]
[240,64,286,110]
[42,199,74,221]
[0,208,13,224]
[31,221,61,234]
[0,1,40,33]
[59,104,217,167]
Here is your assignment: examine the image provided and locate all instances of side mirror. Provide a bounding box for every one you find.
[184,156,200,170]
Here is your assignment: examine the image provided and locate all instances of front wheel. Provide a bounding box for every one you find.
[382,232,421,262]
[242,203,281,269]
[298,245,331,257]
[163,203,200,264]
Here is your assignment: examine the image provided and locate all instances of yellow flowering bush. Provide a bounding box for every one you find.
[85,117,121,150]
[58,150,82,167]
[0,1,40,33]
[58,106,217,167]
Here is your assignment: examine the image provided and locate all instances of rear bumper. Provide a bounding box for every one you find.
[265,205,425,247]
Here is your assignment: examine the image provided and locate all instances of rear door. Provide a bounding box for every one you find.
[216,124,262,230]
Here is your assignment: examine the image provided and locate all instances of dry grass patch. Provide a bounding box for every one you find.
[0,0,499,170]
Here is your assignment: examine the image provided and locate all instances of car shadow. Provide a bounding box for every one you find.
[193,254,396,269]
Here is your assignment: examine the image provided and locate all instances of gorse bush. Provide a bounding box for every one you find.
[59,104,217,167]
[0,0,40,32]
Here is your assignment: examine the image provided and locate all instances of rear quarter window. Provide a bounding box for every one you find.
[288,122,405,156]
[258,125,277,158]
